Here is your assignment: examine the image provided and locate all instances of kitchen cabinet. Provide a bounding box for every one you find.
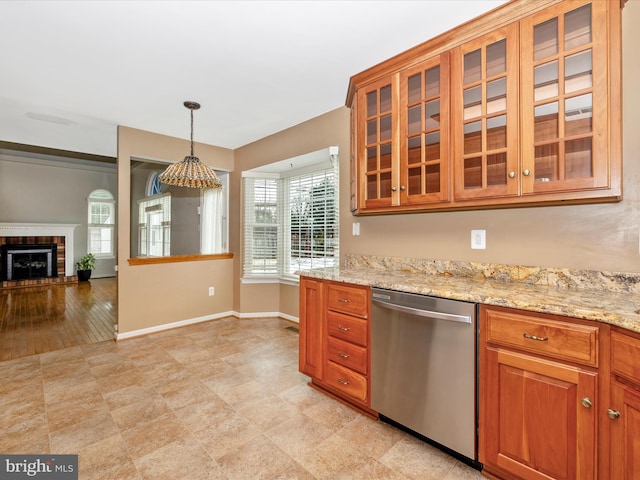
[298,277,374,415]
[479,305,601,480]
[347,0,622,214]
[608,330,640,479]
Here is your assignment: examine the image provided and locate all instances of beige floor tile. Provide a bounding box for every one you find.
[296,434,374,479]
[337,415,409,460]
[121,413,192,460]
[303,395,362,431]
[216,434,297,480]
[77,433,141,480]
[444,462,484,480]
[109,393,172,432]
[265,410,334,459]
[49,408,120,453]
[192,411,263,460]
[380,436,458,480]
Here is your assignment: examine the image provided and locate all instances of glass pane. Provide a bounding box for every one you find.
[380,114,392,141]
[380,172,392,198]
[408,105,421,134]
[367,174,377,199]
[534,143,559,182]
[487,115,507,150]
[425,99,440,130]
[463,86,482,120]
[366,119,377,145]
[425,132,440,161]
[486,39,506,77]
[380,85,392,113]
[407,136,421,165]
[380,143,392,169]
[366,147,377,172]
[464,121,482,154]
[565,94,592,136]
[534,61,558,101]
[408,167,422,195]
[534,102,559,143]
[565,4,591,51]
[464,48,481,85]
[366,91,377,117]
[487,153,507,186]
[425,66,440,98]
[534,17,558,60]
[464,157,482,189]
[487,77,506,115]
[408,73,421,104]
[565,138,593,179]
[565,50,592,93]
[425,164,440,193]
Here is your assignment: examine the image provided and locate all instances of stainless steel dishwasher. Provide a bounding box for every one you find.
[371,288,479,466]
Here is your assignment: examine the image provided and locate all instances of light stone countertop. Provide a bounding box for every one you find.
[298,261,640,334]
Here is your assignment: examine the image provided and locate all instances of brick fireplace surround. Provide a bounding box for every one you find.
[0,223,79,289]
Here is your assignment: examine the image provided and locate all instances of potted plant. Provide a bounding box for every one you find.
[76,253,96,281]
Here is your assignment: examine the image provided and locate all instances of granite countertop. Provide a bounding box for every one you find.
[298,255,640,334]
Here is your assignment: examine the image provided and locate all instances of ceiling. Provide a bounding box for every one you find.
[0,0,507,158]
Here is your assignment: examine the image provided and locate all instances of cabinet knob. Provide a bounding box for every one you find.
[607,409,621,420]
[581,397,593,409]
[337,378,350,385]
[337,298,350,303]
[508,171,516,178]
[400,185,406,191]
[523,333,548,342]
[338,352,350,359]
[391,186,397,192]
[337,325,350,332]
[523,169,531,176]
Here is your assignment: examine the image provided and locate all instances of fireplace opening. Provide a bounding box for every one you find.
[1,244,58,281]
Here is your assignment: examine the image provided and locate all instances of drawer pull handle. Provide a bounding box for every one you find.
[338,298,350,303]
[581,397,593,409]
[338,352,350,359]
[607,409,621,420]
[523,333,548,342]
[337,378,350,385]
[337,325,350,331]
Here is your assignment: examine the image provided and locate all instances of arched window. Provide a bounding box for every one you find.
[87,189,115,257]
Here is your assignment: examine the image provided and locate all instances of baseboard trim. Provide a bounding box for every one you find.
[116,310,299,340]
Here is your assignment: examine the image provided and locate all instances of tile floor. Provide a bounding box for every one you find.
[0,317,483,479]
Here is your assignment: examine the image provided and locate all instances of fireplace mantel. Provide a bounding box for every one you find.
[0,223,79,275]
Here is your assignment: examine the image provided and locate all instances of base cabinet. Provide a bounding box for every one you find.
[298,277,373,414]
[480,305,601,480]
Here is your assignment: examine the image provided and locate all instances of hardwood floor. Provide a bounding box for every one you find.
[0,277,116,361]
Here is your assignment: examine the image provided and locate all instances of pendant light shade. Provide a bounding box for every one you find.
[159,101,222,189]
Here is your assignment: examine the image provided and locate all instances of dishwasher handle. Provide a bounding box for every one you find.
[372,298,472,324]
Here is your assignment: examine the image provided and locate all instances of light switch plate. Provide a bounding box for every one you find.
[471,230,486,249]
[352,222,360,236]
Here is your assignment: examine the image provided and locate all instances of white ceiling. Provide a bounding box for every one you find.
[0,0,507,157]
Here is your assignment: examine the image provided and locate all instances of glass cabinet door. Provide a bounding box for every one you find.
[356,75,399,208]
[400,53,450,205]
[520,0,609,194]
[452,23,519,200]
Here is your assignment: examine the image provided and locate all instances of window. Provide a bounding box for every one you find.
[137,193,171,257]
[87,189,115,257]
[242,148,339,281]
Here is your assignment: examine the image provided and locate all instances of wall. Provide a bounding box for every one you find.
[229,1,640,322]
[116,126,235,334]
[0,153,117,278]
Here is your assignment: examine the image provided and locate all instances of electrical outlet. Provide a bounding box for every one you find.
[471,230,486,250]
[208,286,215,296]
[352,222,360,236]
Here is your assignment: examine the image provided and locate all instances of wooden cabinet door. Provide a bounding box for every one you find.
[399,52,451,206]
[610,381,640,479]
[356,75,400,210]
[480,347,597,480]
[452,23,520,201]
[519,0,611,196]
[299,277,324,379]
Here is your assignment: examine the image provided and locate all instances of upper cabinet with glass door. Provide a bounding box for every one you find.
[346,0,622,215]
[520,0,617,197]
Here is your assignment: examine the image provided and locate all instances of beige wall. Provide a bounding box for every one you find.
[116,126,235,334]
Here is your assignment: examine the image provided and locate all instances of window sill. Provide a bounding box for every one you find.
[241,276,299,286]
[128,253,233,266]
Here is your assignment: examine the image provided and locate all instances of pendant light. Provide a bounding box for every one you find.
[158,101,222,189]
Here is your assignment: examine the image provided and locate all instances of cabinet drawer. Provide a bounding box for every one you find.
[326,311,368,347]
[327,283,369,318]
[484,308,599,366]
[325,361,367,402]
[327,336,367,375]
[611,331,640,383]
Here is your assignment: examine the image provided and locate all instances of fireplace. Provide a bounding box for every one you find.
[2,244,58,281]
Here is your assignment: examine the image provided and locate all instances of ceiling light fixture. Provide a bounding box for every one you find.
[158,101,222,189]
